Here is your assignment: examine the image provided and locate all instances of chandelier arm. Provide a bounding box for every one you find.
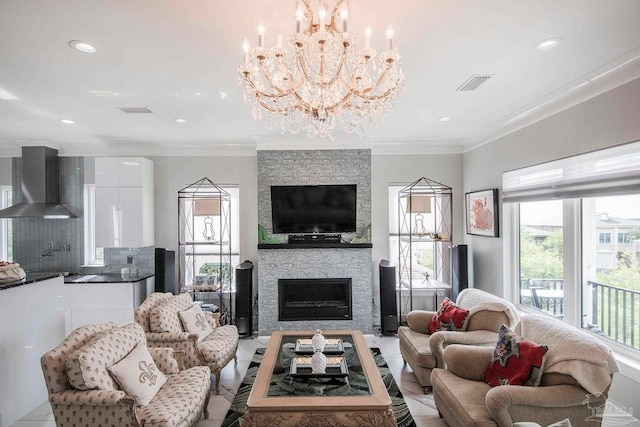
[342,66,399,101]
[243,76,290,100]
[256,59,294,97]
[300,0,315,34]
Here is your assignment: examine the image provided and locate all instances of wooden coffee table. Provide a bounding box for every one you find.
[241,330,397,427]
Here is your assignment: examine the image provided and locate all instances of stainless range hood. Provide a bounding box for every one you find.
[0,146,75,219]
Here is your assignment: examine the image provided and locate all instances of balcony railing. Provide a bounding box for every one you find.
[587,280,640,351]
[520,278,640,351]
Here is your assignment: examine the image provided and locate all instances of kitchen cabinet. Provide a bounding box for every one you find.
[64,275,154,336]
[95,157,154,247]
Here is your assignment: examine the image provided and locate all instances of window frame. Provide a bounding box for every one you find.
[0,186,12,261]
[83,184,104,266]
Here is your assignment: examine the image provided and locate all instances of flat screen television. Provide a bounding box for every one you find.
[271,184,357,234]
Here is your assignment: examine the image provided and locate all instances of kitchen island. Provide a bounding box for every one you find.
[64,273,154,335]
[0,274,65,427]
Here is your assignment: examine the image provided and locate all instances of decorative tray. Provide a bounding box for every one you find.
[289,356,349,378]
[294,338,344,354]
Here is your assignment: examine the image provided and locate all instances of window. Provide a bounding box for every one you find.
[0,186,12,261]
[83,184,104,265]
[599,232,611,244]
[504,140,640,354]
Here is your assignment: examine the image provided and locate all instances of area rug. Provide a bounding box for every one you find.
[221,347,416,427]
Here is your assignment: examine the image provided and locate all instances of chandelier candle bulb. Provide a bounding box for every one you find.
[296,9,303,33]
[365,27,372,49]
[386,26,394,50]
[277,33,283,48]
[242,38,250,64]
[257,23,265,47]
[340,8,348,32]
[319,7,326,32]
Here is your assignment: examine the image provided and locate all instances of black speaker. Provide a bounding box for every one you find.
[379,259,398,334]
[155,248,176,294]
[450,245,469,300]
[235,260,254,337]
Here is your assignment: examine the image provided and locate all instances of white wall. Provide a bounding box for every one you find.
[371,153,463,324]
[462,76,640,413]
[463,77,640,296]
[0,157,11,185]
[149,155,258,282]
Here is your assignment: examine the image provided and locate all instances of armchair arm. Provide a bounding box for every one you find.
[486,384,593,427]
[148,347,181,374]
[443,344,492,381]
[49,389,127,406]
[204,311,221,328]
[406,310,436,333]
[430,330,498,367]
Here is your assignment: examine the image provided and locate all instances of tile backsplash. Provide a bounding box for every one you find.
[100,246,155,275]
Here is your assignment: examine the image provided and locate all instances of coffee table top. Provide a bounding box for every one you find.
[247,330,392,411]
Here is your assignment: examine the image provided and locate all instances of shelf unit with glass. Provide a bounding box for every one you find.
[398,177,453,323]
[178,178,232,324]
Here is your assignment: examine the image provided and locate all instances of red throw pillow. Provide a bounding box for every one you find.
[484,324,548,387]
[427,298,470,335]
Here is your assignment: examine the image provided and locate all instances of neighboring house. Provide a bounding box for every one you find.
[595,214,640,270]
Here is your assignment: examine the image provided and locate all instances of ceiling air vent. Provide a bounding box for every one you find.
[118,107,153,114]
[455,74,494,92]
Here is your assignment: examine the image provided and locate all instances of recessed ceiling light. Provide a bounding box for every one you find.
[60,119,75,125]
[175,118,187,124]
[439,117,451,122]
[68,40,100,54]
[219,92,227,99]
[534,37,562,51]
[194,92,202,96]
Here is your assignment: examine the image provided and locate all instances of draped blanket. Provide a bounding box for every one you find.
[517,314,619,396]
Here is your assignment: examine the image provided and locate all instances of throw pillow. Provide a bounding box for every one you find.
[484,324,549,387]
[427,298,470,334]
[179,304,214,342]
[108,342,167,406]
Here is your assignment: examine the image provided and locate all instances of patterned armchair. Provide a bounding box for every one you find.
[41,322,211,427]
[135,292,239,393]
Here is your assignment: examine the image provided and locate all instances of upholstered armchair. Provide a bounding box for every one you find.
[398,288,519,386]
[135,292,239,393]
[431,314,619,427]
[41,322,211,427]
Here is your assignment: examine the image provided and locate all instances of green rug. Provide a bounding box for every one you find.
[222,347,416,427]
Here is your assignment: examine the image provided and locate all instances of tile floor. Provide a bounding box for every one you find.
[12,334,444,427]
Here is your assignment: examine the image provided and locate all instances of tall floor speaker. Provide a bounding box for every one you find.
[155,248,176,294]
[235,260,254,337]
[379,259,398,335]
[449,244,469,300]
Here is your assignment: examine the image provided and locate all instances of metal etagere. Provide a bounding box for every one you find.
[178,177,232,324]
[398,177,453,323]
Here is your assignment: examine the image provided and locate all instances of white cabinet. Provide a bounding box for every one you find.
[95,157,154,247]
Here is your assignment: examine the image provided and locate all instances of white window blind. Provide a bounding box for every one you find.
[503,140,640,203]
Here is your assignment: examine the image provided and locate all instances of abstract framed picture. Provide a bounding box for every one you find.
[465,189,499,237]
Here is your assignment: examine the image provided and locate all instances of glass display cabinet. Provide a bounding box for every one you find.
[398,177,453,323]
[178,177,232,324]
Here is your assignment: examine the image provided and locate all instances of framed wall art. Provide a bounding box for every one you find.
[465,189,499,237]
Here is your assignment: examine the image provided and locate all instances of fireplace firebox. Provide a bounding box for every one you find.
[278,278,352,321]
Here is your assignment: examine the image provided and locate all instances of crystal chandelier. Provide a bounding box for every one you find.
[237,0,405,139]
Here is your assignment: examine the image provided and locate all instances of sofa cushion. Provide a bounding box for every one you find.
[108,342,167,406]
[135,292,173,332]
[428,298,470,334]
[198,325,239,369]
[66,323,146,391]
[179,304,214,342]
[137,366,211,426]
[150,293,194,333]
[484,325,548,387]
[432,368,494,425]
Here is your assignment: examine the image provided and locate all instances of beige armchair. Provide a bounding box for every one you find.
[431,314,619,426]
[135,292,239,393]
[399,288,519,386]
[41,322,211,427]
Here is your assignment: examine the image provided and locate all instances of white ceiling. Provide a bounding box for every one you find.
[1,0,640,157]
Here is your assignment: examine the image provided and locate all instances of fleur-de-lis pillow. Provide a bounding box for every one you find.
[179,304,214,342]
[108,342,167,406]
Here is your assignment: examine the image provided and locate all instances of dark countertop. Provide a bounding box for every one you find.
[64,273,154,284]
[0,272,64,291]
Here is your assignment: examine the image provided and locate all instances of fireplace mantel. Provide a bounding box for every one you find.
[258,243,372,249]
